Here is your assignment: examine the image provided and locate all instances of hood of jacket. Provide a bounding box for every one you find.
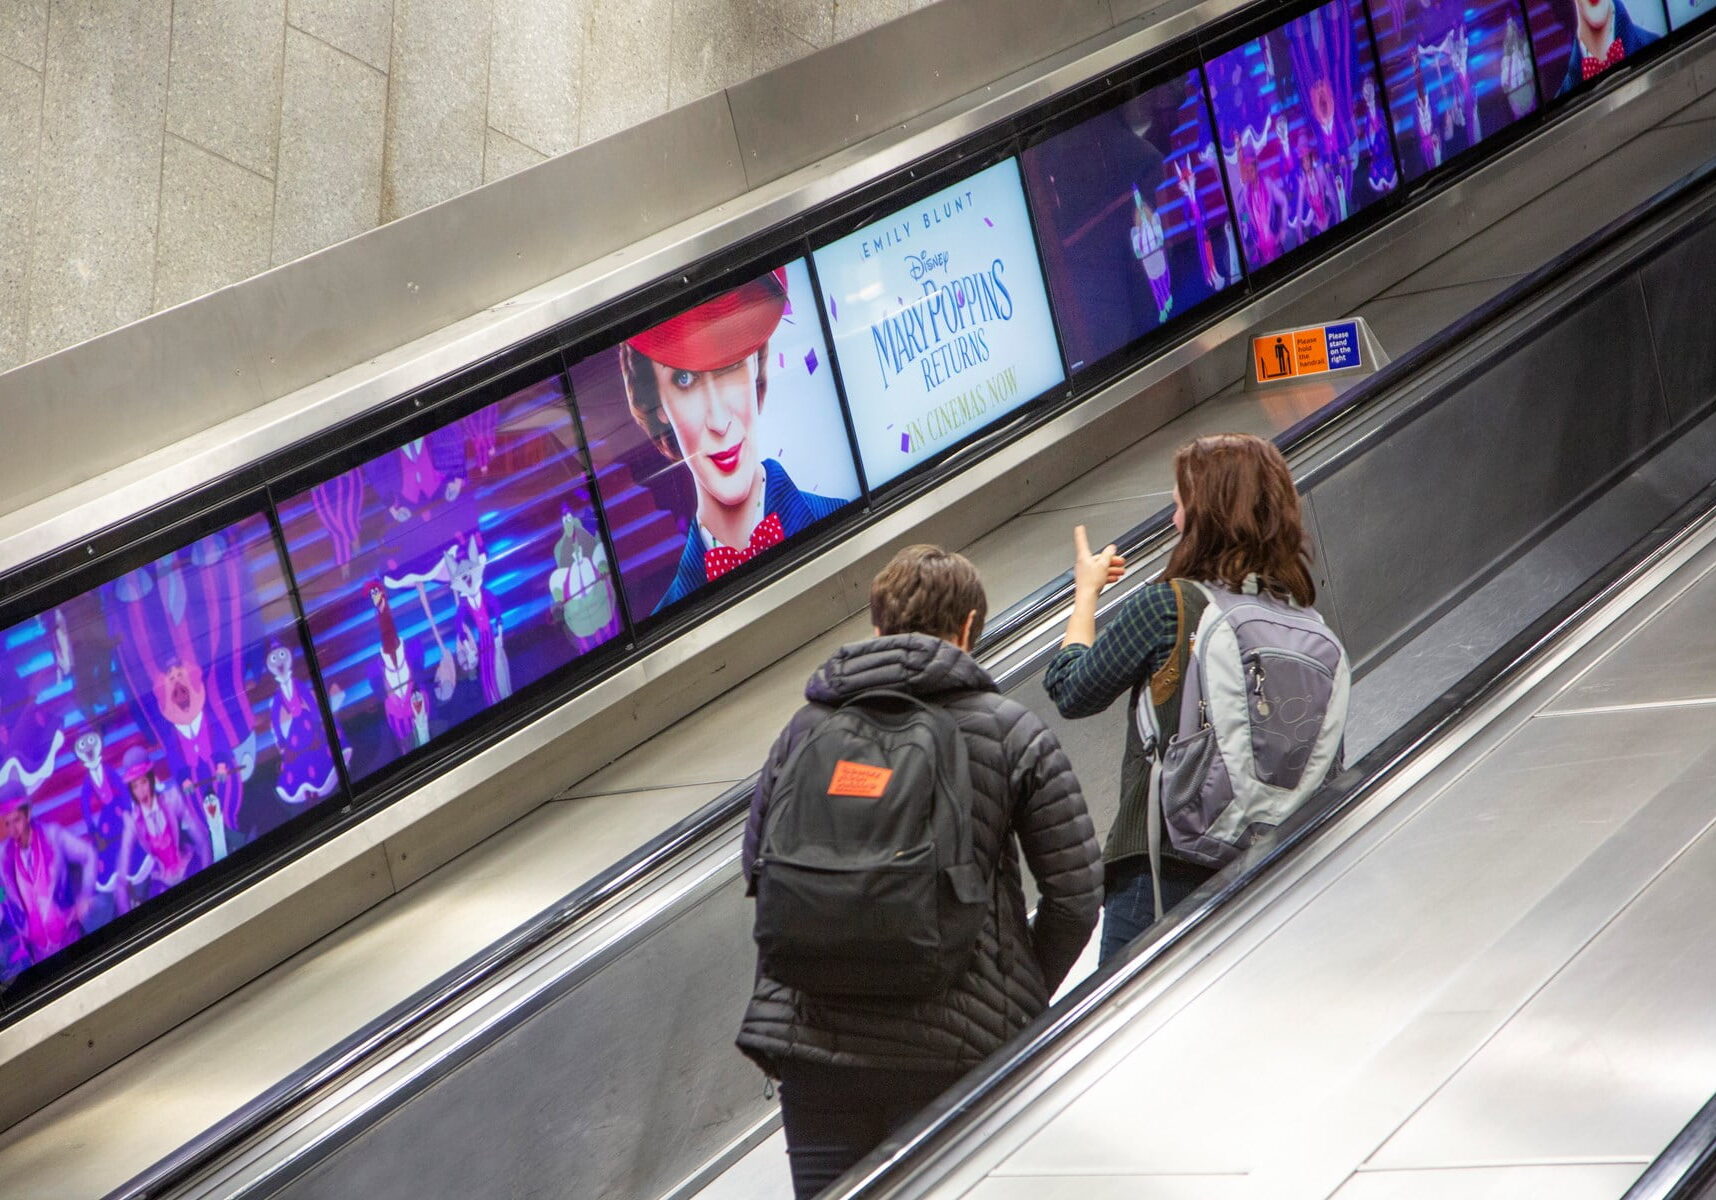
[805,633,997,706]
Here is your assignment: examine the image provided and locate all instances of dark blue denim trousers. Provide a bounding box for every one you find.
[775,1058,964,1198]
[1098,855,1214,964]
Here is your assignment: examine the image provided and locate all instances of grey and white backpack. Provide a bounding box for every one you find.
[1136,576,1350,916]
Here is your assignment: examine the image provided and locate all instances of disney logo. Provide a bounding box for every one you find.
[905,249,951,281]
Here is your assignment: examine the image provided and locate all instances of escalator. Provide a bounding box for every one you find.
[1,8,1714,1200]
[77,103,1716,1200]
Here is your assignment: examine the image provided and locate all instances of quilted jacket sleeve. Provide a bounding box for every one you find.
[1006,708,1103,993]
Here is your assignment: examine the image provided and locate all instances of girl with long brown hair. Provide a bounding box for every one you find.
[1044,432,1316,962]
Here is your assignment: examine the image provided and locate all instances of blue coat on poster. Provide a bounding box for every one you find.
[813,159,1065,487]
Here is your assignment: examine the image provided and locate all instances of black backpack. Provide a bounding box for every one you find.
[752,689,990,998]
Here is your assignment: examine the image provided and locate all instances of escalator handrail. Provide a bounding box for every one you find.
[1622,1091,1716,1200]
[114,131,1716,1200]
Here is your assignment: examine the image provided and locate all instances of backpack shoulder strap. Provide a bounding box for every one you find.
[1143,579,1209,754]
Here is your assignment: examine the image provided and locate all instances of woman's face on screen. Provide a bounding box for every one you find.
[653,354,765,511]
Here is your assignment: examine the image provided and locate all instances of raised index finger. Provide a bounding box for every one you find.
[1073,524,1092,559]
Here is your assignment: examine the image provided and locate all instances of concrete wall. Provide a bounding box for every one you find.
[0,0,942,374]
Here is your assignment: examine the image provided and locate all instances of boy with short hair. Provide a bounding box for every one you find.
[738,544,1102,1199]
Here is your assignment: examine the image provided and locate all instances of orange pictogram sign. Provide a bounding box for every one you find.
[1252,320,1363,385]
[828,760,894,798]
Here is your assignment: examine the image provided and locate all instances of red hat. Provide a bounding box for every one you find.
[625,267,788,373]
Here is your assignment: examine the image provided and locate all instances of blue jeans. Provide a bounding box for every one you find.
[1099,856,1214,965]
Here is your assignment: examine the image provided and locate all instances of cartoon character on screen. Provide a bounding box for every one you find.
[1501,16,1538,120]
[265,641,341,808]
[310,473,366,582]
[74,728,151,918]
[1557,0,1660,96]
[447,536,511,707]
[107,543,260,833]
[1286,2,1365,206]
[1359,76,1400,196]
[1291,133,1339,240]
[549,508,620,655]
[461,407,500,477]
[0,786,99,966]
[1172,156,1227,293]
[1444,21,1480,148]
[1236,140,1293,266]
[375,429,468,528]
[1129,183,1174,324]
[368,582,431,755]
[122,746,210,895]
[1412,62,1443,172]
[384,536,513,709]
[621,268,847,613]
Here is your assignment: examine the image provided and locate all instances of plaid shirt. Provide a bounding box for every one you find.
[1043,581,1180,718]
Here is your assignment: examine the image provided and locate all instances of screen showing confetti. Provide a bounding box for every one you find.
[1369,0,1540,181]
[1021,69,1242,375]
[0,513,338,984]
[277,374,618,784]
[569,259,860,621]
[811,158,1066,487]
[1666,0,1711,29]
[1206,0,1400,272]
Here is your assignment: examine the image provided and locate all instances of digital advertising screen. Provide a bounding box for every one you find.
[277,374,618,784]
[1020,69,1242,375]
[811,158,1066,487]
[0,513,335,984]
[1524,0,1669,101]
[1206,0,1400,272]
[1369,0,1539,180]
[1667,0,1712,28]
[570,259,861,621]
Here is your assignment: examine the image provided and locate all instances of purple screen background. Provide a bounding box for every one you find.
[1206,0,1400,272]
[277,376,617,784]
[0,513,331,983]
[1021,69,1240,373]
[1370,0,1539,180]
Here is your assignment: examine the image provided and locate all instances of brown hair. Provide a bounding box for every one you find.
[620,344,770,462]
[869,545,987,645]
[1163,433,1315,605]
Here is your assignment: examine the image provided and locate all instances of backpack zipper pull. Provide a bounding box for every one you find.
[1252,662,1271,718]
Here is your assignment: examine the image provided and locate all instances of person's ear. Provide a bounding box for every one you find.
[873,626,883,638]
[957,609,977,651]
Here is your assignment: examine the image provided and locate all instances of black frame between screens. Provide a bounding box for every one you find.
[0,0,1704,1015]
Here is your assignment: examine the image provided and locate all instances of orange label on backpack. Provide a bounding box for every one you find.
[828,760,893,798]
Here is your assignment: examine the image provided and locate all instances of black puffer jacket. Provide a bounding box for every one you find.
[737,634,1103,1075]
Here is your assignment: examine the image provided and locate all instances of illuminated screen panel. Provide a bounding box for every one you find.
[1206,0,1400,273]
[1524,0,1669,102]
[0,513,337,984]
[1667,0,1711,28]
[277,374,617,783]
[813,158,1066,487]
[570,258,861,622]
[1369,0,1539,181]
[1020,69,1243,375]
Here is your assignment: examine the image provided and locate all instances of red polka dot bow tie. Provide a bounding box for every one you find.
[704,512,785,581]
[1581,39,1626,81]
